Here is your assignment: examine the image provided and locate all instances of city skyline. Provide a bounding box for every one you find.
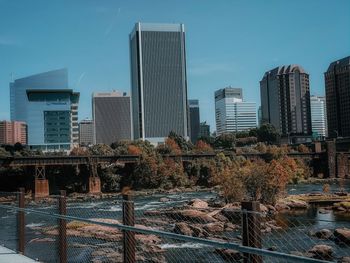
[0,0,349,132]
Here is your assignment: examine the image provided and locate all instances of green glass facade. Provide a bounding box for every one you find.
[44,111,71,144]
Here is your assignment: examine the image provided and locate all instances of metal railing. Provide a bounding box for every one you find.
[0,190,343,262]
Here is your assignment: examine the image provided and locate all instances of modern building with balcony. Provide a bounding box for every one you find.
[260,65,312,139]
[10,69,79,151]
[325,56,350,138]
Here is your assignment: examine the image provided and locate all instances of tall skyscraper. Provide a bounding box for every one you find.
[215,87,256,135]
[310,95,327,138]
[325,56,350,138]
[260,65,312,136]
[130,23,188,144]
[92,91,132,145]
[10,69,79,151]
[79,119,94,146]
[0,121,27,145]
[189,100,200,143]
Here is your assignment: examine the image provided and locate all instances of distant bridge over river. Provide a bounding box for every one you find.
[0,140,349,198]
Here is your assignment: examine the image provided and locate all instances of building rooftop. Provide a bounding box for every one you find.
[262,65,307,79]
[215,87,242,101]
[130,22,185,38]
[92,91,128,97]
[11,68,68,89]
[327,56,350,72]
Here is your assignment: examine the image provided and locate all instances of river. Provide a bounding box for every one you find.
[0,183,349,262]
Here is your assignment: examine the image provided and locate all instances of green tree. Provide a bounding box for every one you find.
[0,147,11,157]
[111,141,129,155]
[13,142,24,152]
[256,123,279,144]
[99,166,122,192]
[214,133,236,149]
[235,131,250,138]
[249,128,258,137]
[131,153,162,189]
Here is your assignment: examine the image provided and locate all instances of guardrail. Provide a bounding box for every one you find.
[0,190,335,263]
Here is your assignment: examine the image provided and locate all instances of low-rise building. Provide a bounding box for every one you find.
[79,119,94,146]
[0,121,27,145]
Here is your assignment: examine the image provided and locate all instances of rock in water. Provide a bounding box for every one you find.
[339,257,350,263]
[188,199,209,209]
[173,223,193,236]
[203,222,225,233]
[334,228,350,244]
[308,244,333,260]
[159,197,170,202]
[259,204,268,213]
[287,199,308,209]
[166,209,216,223]
[313,229,333,239]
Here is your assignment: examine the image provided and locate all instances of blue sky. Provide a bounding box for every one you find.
[0,0,349,131]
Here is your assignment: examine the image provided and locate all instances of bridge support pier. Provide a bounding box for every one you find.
[326,140,336,178]
[33,166,49,199]
[88,161,101,194]
[88,177,101,194]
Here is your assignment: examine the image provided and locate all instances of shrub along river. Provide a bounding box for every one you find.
[0,182,349,262]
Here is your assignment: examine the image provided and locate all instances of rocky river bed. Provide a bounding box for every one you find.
[1,186,350,262]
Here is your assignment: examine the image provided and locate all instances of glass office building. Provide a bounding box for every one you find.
[130,23,189,144]
[215,87,256,135]
[10,69,79,151]
[310,95,327,139]
[189,99,200,143]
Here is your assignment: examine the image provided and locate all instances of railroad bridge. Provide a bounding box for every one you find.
[0,154,222,198]
[0,140,348,198]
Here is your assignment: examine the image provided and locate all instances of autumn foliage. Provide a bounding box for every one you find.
[164,138,182,155]
[212,154,310,204]
[194,140,214,153]
[127,145,142,155]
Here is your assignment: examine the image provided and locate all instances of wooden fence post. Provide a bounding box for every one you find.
[241,201,262,263]
[58,190,67,263]
[17,187,25,254]
[123,194,135,263]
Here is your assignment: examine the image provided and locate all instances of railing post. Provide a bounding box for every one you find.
[17,187,25,254]
[123,194,135,263]
[241,201,262,263]
[58,190,67,263]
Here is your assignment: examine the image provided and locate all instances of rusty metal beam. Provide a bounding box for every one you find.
[0,152,327,168]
